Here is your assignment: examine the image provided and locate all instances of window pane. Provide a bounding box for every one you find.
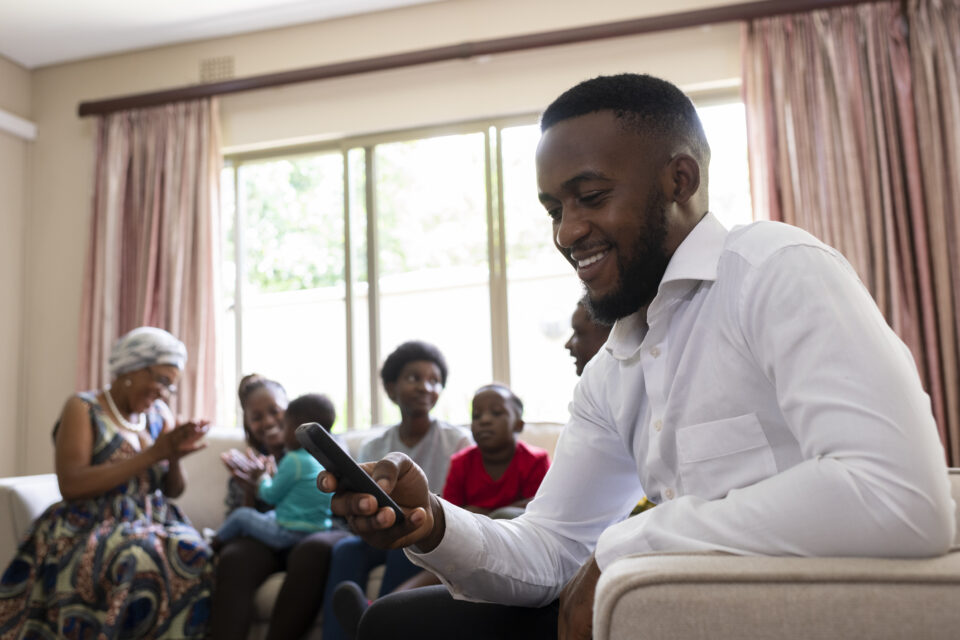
[501,124,583,423]
[374,133,492,426]
[697,102,753,228]
[218,166,238,428]
[237,154,349,429]
[347,147,371,431]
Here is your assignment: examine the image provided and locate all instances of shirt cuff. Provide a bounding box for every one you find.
[405,498,486,594]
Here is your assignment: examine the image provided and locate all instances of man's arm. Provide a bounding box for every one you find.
[595,245,955,568]
[325,396,645,607]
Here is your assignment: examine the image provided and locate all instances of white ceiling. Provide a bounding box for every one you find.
[0,0,445,69]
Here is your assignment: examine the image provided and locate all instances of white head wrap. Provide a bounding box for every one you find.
[108,327,187,379]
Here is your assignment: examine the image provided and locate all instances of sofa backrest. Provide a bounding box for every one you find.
[177,421,566,533]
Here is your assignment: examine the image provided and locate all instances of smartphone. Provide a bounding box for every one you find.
[295,422,405,526]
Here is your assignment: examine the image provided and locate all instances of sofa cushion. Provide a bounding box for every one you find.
[595,551,960,640]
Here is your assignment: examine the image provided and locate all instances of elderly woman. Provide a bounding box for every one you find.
[0,327,214,639]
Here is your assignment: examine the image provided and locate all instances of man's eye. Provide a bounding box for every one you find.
[546,207,561,221]
[579,192,604,205]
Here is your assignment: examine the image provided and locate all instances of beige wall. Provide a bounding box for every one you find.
[0,54,31,476]
[21,0,743,474]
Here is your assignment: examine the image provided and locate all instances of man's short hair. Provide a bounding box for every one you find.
[540,73,710,166]
[380,340,449,387]
[286,393,336,430]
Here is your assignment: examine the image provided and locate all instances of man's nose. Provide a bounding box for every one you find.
[554,208,590,250]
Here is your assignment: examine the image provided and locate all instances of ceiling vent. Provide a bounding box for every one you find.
[200,56,235,83]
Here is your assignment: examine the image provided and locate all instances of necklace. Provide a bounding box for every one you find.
[103,387,146,432]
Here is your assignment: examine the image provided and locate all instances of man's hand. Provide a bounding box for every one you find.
[319,452,445,551]
[559,554,601,640]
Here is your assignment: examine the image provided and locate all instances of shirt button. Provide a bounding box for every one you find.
[650,346,661,358]
[664,488,675,500]
[653,419,663,432]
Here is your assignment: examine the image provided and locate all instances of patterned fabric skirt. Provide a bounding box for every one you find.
[0,493,213,639]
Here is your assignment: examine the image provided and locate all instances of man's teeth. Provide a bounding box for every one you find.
[578,250,608,268]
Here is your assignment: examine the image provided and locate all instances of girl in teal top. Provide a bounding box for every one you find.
[214,394,335,550]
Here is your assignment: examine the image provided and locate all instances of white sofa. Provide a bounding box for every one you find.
[0,422,564,640]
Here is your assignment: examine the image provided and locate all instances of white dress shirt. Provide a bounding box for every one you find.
[408,213,956,607]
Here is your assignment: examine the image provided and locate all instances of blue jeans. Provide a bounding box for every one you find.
[321,535,423,640]
[217,507,310,550]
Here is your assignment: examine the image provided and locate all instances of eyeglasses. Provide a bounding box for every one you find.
[147,367,178,396]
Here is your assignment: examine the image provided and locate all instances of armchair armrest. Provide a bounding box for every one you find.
[0,474,61,564]
[594,551,960,640]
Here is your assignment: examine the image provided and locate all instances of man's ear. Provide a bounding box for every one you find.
[514,418,525,434]
[384,382,397,403]
[663,153,701,204]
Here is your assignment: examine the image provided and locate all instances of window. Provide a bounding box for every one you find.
[219,101,752,431]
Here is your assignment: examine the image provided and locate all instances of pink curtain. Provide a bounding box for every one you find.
[743,0,960,463]
[77,99,221,421]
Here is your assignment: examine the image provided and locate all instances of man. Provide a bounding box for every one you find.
[322,74,955,640]
[565,297,611,376]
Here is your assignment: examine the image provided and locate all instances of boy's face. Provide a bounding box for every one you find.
[471,388,522,454]
[387,360,443,415]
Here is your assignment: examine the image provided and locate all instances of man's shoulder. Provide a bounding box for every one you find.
[724,220,829,267]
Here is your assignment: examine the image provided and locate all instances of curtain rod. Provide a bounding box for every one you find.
[77,0,881,117]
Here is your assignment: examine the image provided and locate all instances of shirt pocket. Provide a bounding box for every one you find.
[675,413,777,501]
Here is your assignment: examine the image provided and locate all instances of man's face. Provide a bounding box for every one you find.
[536,111,680,324]
[565,304,612,376]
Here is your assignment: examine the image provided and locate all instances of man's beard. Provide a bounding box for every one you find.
[584,191,670,325]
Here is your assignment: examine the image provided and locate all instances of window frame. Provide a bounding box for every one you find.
[219,90,748,430]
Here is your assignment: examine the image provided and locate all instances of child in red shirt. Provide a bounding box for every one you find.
[442,383,550,515]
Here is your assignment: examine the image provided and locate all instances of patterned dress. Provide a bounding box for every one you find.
[0,392,213,639]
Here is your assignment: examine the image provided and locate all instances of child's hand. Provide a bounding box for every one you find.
[221,448,268,485]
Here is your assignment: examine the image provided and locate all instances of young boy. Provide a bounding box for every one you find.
[442,383,550,516]
[213,393,336,551]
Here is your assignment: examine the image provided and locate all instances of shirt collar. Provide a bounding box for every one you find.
[605,212,728,360]
[660,211,727,286]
